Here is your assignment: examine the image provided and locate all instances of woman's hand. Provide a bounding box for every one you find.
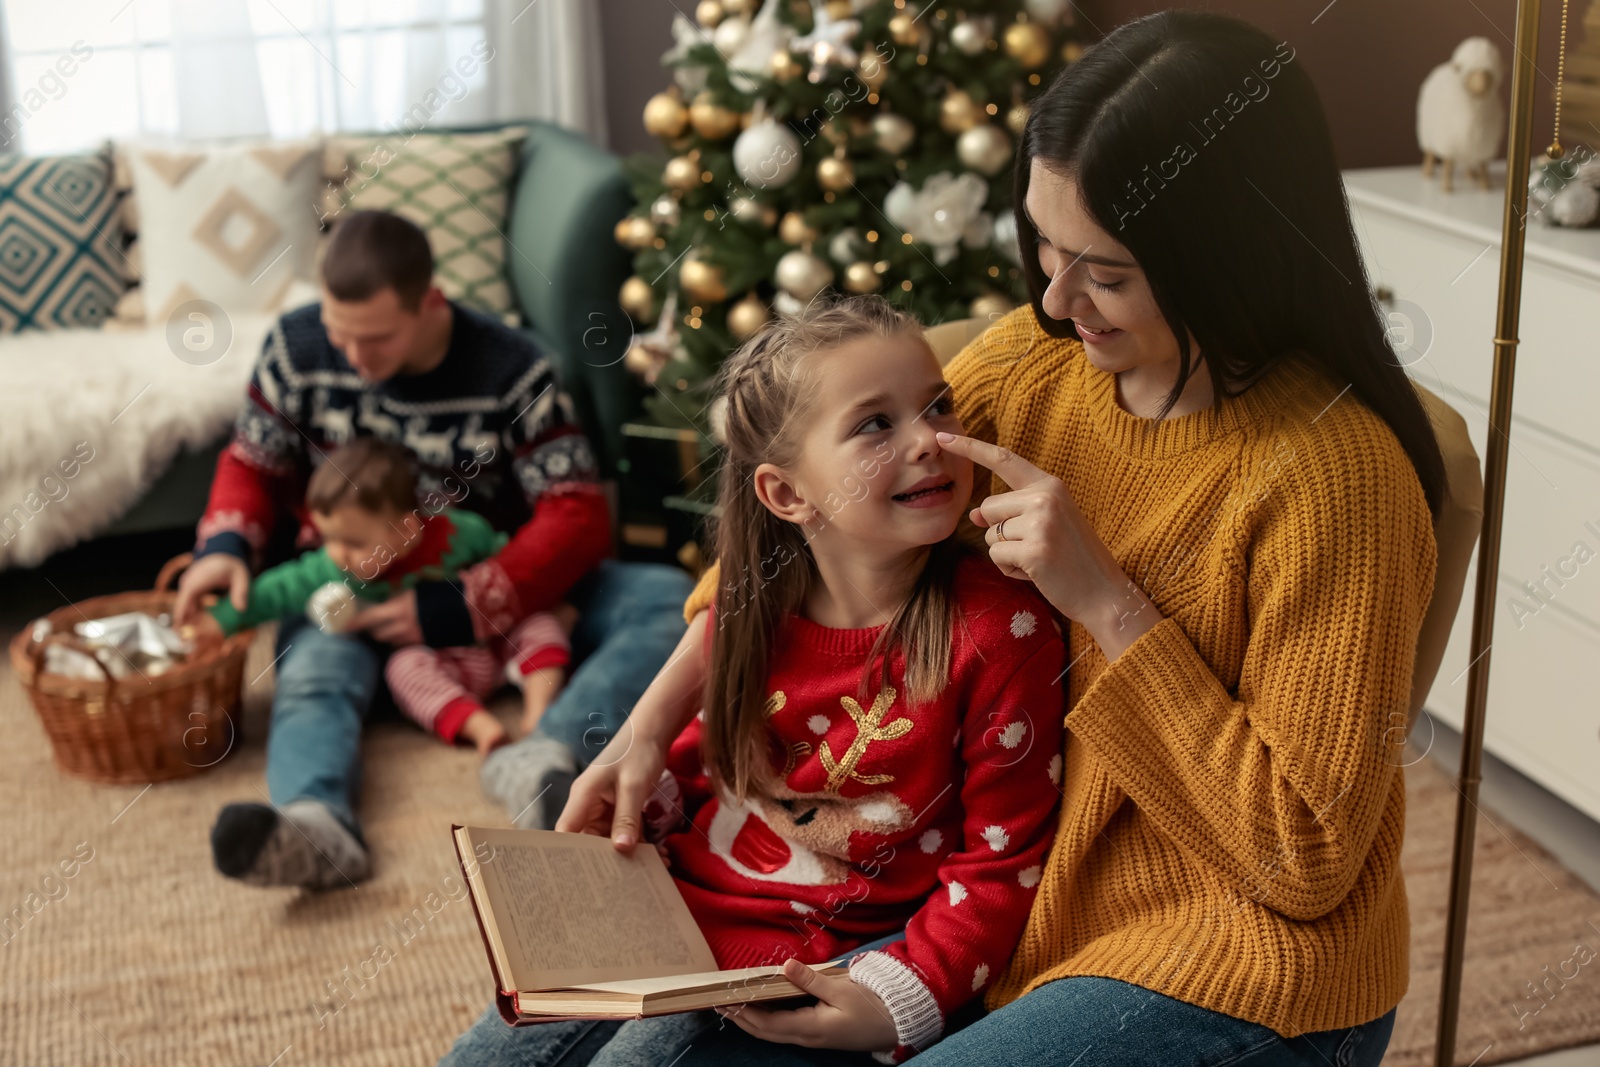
[553,718,668,852]
[714,959,899,1053]
[936,431,1161,661]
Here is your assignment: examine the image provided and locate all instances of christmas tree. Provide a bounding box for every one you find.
[615,0,1086,430]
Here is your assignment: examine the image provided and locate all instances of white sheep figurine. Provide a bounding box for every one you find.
[1417,37,1506,193]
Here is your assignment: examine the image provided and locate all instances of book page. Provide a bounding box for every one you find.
[458,826,717,991]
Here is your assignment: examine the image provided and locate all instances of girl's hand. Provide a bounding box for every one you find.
[935,432,1161,661]
[553,718,666,852]
[714,959,898,1053]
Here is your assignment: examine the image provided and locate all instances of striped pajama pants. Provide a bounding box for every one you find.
[383,611,569,743]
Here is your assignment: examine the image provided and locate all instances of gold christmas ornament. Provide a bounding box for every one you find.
[769,50,803,82]
[662,155,700,192]
[680,254,729,302]
[727,291,772,340]
[619,277,656,321]
[940,89,983,134]
[1062,40,1085,64]
[1004,21,1052,69]
[957,124,1012,176]
[817,155,855,192]
[689,93,741,140]
[1006,102,1032,138]
[858,51,890,91]
[721,0,756,15]
[775,249,834,301]
[614,216,656,250]
[843,261,882,293]
[823,0,852,18]
[642,91,689,139]
[888,13,921,46]
[695,0,724,28]
[970,291,1016,321]
[778,211,818,246]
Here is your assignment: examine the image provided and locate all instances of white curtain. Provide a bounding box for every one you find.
[170,0,269,140]
[0,0,609,152]
[481,0,608,144]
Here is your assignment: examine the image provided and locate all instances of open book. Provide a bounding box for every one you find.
[452,825,847,1025]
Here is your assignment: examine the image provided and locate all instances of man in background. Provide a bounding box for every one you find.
[176,210,690,890]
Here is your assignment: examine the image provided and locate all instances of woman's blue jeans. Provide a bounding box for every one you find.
[440,925,1396,1067]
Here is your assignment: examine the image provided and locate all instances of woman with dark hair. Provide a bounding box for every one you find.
[553,10,1438,1066]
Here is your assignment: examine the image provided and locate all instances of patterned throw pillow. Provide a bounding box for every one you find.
[0,150,125,332]
[122,140,322,323]
[334,128,526,320]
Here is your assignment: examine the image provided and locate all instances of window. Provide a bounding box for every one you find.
[2,0,495,153]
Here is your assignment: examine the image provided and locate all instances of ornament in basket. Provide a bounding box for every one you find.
[8,554,255,785]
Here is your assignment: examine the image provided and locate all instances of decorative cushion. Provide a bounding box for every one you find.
[334,128,526,319]
[0,149,126,332]
[122,140,322,324]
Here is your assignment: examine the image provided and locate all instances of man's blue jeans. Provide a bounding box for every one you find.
[510,559,694,767]
[265,559,693,836]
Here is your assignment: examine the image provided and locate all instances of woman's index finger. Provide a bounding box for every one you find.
[935,432,1050,487]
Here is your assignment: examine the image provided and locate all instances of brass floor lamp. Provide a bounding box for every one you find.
[1433,0,1576,1062]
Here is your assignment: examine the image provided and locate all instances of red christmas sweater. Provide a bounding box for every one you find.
[647,555,1067,1063]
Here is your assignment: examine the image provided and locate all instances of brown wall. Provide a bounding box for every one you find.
[1084,0,1579,170]
[598,0,678,158]
[598,1,1584,170]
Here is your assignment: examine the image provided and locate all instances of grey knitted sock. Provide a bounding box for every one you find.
[211,799,371,890]
[479,734,579,830]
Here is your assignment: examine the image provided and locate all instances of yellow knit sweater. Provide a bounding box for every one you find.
[681,306,1437,1037]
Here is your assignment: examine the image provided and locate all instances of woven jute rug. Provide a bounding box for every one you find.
[1,627,1596,1065]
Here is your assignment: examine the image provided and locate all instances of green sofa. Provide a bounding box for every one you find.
[103,120,640,539]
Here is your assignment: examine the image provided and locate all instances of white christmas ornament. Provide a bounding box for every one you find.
[872,113,916,155]
[828,227,868,264]
[884,172,991,265]
[957,124,1013,176]
[950,17,994,56]
[776,249,834,301]
[651,194,682,228]
[734,119,803,190]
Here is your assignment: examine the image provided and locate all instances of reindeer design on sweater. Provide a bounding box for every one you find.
[705,687,916,887]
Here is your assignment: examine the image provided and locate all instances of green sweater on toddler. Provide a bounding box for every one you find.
[208,508,506,636]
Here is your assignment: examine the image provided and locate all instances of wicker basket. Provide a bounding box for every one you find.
[9,554,255,785]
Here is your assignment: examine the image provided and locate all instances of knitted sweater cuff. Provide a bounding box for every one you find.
[847,949,943,1055]
[415,580,474,648]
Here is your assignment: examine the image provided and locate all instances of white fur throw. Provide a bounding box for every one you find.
[0,311,284,570]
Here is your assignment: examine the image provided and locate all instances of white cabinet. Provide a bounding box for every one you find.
[1344,164,1600,823]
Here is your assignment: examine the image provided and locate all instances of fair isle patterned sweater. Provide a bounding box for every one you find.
[194,301,610,647]
[648,555,1066,1063]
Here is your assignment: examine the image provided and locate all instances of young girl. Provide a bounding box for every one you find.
[442,294,1067,1066]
